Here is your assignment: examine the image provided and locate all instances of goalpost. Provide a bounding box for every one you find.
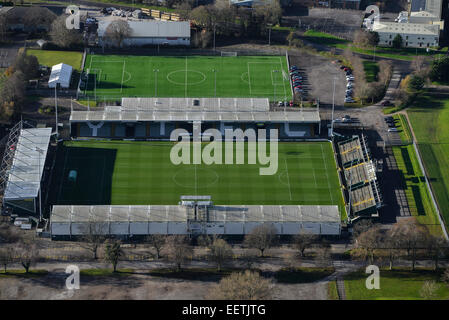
[220,51,238,57]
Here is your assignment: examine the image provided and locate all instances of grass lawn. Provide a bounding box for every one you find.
[344,268,449,300]
[392,114,412,143]
[363,60,379,82]
[407,94,449,233]
[80,268,134,276]
[50,141,345,217]
[302,30,349,48]
[328,281,339,300]
[0,270,48,277]
[27,49,83,71]
[274,267,335,284]
[82,55,292,101]
[392,145,442,235]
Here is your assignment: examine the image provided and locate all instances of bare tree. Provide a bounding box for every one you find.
[145,235,165,259]
[426,235,447,270]
[244,224,278,257]
[104,240,123,272]
[208,238,233,272]
[390,219,429,270]
[164,235,193,271]
[356,225,383,264]
[411,56,427,74]
[17,241,38,273]
[79,221,108,260]
[208,270,274,300]
[293,232,317,257]
[420,280,439,300]
[49,15,82,48]
[104,20,132,48]
[352,219,374,238]
[382,229,401,270]
[0,246,14,273]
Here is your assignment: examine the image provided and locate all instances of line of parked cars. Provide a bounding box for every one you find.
[289,65,303,95]
[385,116,398,132]
[341,66,355,103]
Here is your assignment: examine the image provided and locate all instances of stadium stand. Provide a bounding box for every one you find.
[336,134,382,219]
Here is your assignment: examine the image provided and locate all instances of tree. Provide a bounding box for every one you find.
[441,267,449,287]
[244,224,278,257]
[407,74,425,93]
[420,280,439,300]
[79,221,107,260]
[352,219,373,238]
[208,238,233,272]
[208,270,273,300]
[12,52,39,80]
[17,241,38,273]
[104,240,123,272]
[0,246,14,273]
[23,7,56,32]
[293,232,317,257]
[49,15,82,48]
[426,235,447,270]
[430,56,449,83]
[390,219,428,270]
[164,235,193,271]
[392,34,403,49]
[104,20,132,48]
[356,225,383,264]
[0,71,26,121]
[353,30,379,47]
[383,229,401,270]
[411,55,427,74]
[239,249,258,270]
[145,235,165,259]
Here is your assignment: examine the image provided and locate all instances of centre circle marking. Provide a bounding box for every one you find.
[166,70,206,86]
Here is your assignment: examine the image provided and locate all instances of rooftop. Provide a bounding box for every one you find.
[4,128,52,200]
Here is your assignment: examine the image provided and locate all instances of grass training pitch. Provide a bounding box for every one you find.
[51,141,344,217]
[82,55,292,100]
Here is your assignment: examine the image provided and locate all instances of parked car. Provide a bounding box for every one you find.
[381,100,392,106]
[345,98,356,103]
[289,101,294,107]
[278,101,285,107]
[388,128,398,132]
[385,116,394,123]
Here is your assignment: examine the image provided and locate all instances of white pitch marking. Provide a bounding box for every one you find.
[284,158,293,201]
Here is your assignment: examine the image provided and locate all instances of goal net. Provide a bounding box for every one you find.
[221,51,238,57]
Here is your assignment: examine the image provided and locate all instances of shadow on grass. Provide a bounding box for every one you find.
[50,145,117,205]
[273,267,335,284]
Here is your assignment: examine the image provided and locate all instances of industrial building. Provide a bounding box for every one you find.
[97,19,190,47]
[50,201,341,239]
[69,98,321,139]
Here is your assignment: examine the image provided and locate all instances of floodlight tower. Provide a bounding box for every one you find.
[35,146,44,222]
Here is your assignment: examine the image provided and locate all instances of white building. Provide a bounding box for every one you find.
[373,21,440,48]
[367,0,443,49]
[48,63,73,89]
[98,19,190,47]
[50,204,341,238]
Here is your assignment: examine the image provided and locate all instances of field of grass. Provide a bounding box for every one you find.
[83,55,292,101]
[363,60,379,82]
[392,114,412,143]
[328,281,339,300]
[27,49,83,71]
[344,269,449,300]
[392,145,442,235]
[50,141,345,217]
[407,94,449,232]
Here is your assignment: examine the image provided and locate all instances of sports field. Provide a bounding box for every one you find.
[82,55,292,101]
[50,141,344,217]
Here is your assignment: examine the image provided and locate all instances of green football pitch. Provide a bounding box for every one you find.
[82,55,292,101]
[50,141,345,218]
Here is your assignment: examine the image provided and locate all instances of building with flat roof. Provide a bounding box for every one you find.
[50,203,341,238]
[97,19,190,47]
[70,97,321,139]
